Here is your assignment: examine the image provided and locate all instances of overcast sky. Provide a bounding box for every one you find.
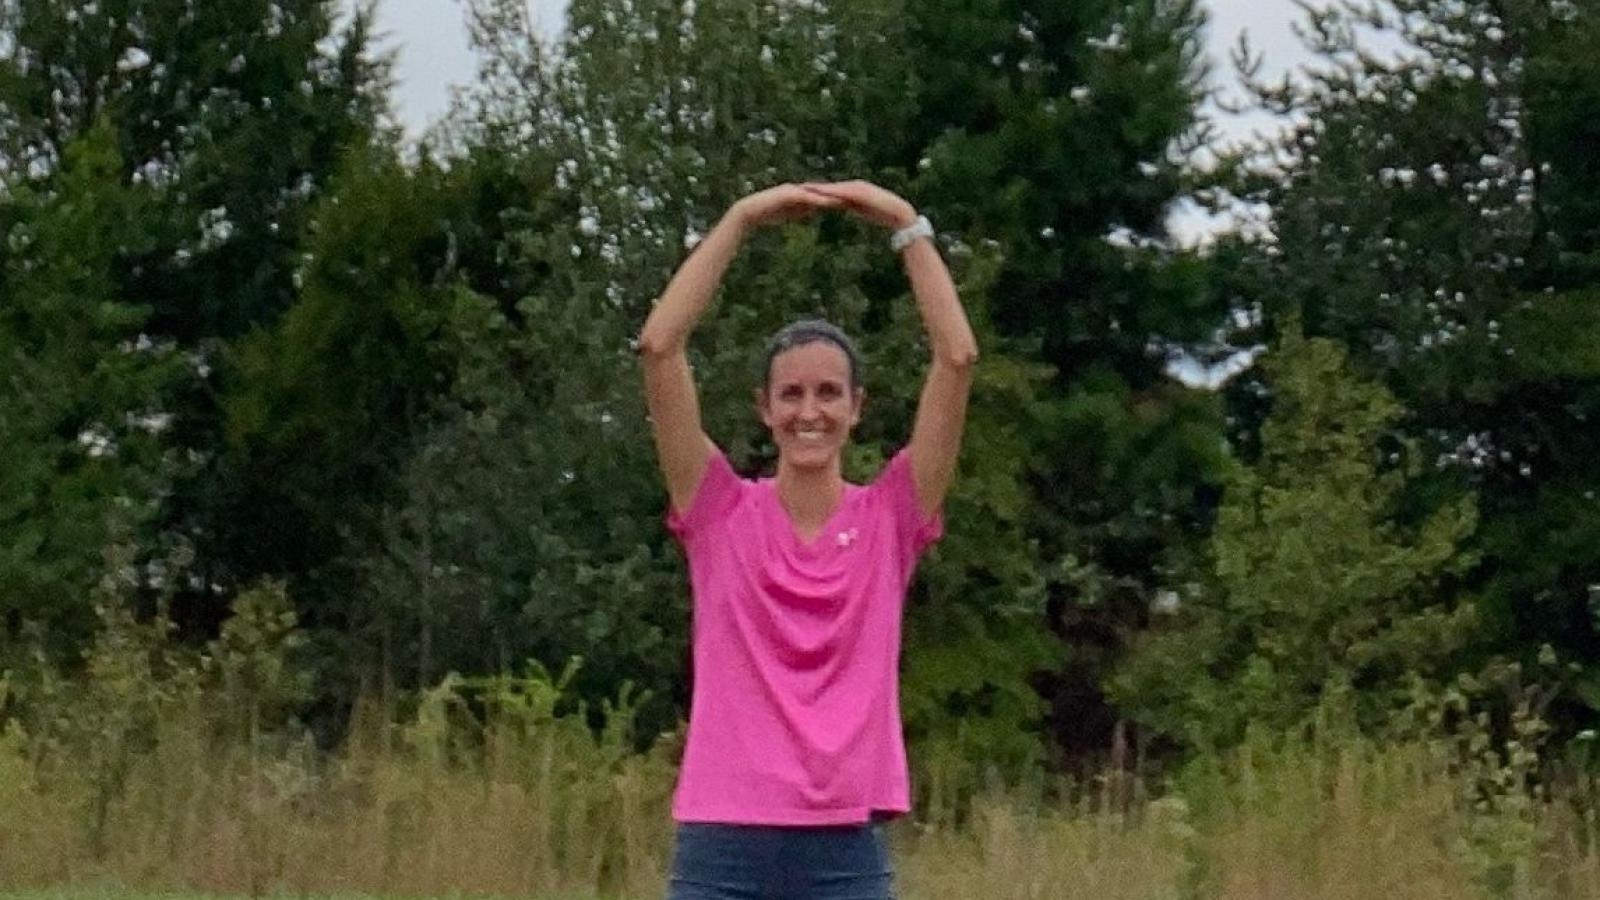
[374,0,1317,145]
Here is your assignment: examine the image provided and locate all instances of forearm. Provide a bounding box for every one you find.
[639,207,750,355]
[900,238,979,366]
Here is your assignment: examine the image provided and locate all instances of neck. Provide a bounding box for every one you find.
[775,457,844,522]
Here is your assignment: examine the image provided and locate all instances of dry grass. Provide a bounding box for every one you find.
[896,793,1191,900]
[894,738,1600,900]
[1194,741,1479,899]
[0,679,676,899]
[5,683,1600,899]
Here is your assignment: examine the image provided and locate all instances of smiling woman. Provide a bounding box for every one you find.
[757,321,864,527]
[637,180,977,899]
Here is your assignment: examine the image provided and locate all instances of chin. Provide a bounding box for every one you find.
[780,445,841,470]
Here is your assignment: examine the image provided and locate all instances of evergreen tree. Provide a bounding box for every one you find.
[1206,0,1600,735]
[893,0,1230,760]
[392,0,1230,769]
[0,123,188,664]
[220,148,502,659]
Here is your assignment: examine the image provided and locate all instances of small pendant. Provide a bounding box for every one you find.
[836,527,859,547]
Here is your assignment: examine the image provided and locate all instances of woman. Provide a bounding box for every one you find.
[638,180,977,899]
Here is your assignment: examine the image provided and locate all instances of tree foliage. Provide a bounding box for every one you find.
[1115,329,1477,750]
[0,123,188,664]
[1200,0,1600,737]
[6,0,1599,789]
[0,0,388,663]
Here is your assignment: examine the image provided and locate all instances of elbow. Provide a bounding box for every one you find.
[935,342,979,370]
[635,326,684,360]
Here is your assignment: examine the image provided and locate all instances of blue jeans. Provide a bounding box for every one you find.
[666,821,895,900]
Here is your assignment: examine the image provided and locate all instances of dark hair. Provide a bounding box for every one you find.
[762,318,863,392]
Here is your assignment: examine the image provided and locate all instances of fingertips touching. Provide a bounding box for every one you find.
[803,187,843,206]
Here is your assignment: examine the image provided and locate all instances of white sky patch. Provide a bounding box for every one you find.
[1164,345,1268,391]
[117,46,153,72]
[127,411,175,435]
[78,424,118,459]
[371,0,567,135]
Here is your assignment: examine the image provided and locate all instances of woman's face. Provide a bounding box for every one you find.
[758,341,863,471]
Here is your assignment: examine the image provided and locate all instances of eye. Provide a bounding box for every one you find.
[818,382,842,399]
[780,385,803,401]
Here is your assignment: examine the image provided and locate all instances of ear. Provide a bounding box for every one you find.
[850,387,866,427]
[754,385,772,427]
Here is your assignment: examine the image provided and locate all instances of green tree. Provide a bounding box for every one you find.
[401,0,1229,773]
[889,0,1229,760]
[0,0,383,334]
[220,147,484,626]
[0,0,388,652]
[1114,329,1477,751]
[1205,0,1600,735]
[0,123,188,666]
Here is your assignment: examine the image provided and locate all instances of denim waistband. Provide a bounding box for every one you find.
[667,821,894,900]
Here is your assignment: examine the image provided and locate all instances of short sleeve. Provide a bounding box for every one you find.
[875,447,944,561]
[665,447,745,542]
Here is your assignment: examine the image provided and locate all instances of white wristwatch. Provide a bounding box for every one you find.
[889,215,934,252]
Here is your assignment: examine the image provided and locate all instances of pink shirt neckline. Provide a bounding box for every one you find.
[764,477,858,549]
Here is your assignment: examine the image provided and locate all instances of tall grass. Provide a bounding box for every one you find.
[4,596,1600,898]
[7,700,1600,898]
[898,729,1600,900]
[0,665,677,898]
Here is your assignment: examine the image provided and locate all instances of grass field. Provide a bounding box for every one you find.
[7,767,1600,900]
[7,670,1600,898]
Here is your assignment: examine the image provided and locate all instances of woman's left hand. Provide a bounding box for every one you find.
[805,180,919,231]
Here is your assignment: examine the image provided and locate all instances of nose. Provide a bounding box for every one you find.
[799,392,826,421]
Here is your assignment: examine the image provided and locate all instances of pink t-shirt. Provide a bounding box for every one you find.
[665,446,942,825]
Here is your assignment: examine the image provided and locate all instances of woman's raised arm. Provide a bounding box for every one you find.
[809,181,977,520]
[638,184,839,513]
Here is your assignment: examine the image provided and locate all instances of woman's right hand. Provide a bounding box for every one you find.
[730,183,841,229]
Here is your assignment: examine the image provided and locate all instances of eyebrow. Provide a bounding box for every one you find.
[778,378,844,388]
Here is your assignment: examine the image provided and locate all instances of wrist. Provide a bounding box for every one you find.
[890,214,934,253]
[722,200,753,234]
